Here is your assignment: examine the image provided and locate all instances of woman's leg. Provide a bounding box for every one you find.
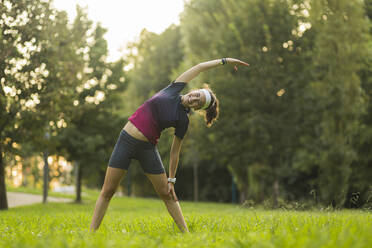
[145,173,189,232]
[90,167,127,231]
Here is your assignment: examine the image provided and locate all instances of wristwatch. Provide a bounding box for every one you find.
[168,178,176,184]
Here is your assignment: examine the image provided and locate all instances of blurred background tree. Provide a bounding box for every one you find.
[307,0,369,207]
[0,0,74,209]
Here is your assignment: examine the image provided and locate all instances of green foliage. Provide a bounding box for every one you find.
[125,25,184,107]
[0,0,75,209]
[0,0,56,152]
[0,2,128,206]
[56,10,128,190]
[180,0,313,204]
[0,198,371,247]
[174,0,371,207]
[308,0,370,207]
[347,0,372,208]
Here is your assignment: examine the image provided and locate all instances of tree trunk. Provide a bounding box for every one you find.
[75,162,82,203]
[273,177,279,208]
[43,150,49,203]
[239,183,247,204]
[127,167,131,196]
[22,158,28,187]
[231,176,237,203]
[0,144,8,210]
[193,162,198,202]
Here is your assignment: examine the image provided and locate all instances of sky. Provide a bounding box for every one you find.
[52,0,185,61]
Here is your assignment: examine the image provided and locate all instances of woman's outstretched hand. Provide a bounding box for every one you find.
[226,58,249,71]
[167,182,179,202]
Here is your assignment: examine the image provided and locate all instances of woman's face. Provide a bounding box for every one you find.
[182,89,206,110]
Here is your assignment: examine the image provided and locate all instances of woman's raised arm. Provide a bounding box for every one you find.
[175,58,249,83]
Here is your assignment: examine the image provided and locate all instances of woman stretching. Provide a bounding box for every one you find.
[90,58,249,232]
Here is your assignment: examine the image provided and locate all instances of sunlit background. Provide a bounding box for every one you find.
[53,0,185,61]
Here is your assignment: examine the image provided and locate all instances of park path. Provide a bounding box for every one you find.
[7,192,71,208]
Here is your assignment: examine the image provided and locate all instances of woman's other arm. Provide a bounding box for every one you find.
[168,136,183,179]
[167,135,183,201]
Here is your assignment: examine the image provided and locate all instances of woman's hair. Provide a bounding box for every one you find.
[202,84,219,127]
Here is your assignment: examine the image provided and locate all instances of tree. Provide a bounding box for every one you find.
[180,0,312,205]
[56,8,128,202]
[0,0,70,210]
[347,0,372,208]
[309,0,369,207]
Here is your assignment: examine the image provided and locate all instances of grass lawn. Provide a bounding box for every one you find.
[1,189,371,247]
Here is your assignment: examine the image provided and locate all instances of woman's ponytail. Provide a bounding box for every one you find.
[203,84,219,127]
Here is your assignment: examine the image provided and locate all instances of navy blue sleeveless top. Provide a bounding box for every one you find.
[129,82,189,145]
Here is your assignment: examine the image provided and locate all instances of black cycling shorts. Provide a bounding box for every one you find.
[108,130,165,174]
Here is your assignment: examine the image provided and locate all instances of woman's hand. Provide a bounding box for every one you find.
[226,58,250,71]
[167,182,178,201]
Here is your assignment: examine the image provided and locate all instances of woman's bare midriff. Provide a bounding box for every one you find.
[123,121,149,142]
